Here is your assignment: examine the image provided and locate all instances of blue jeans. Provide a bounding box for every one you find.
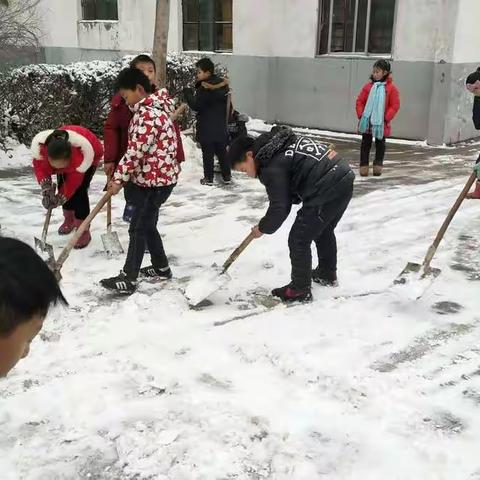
[123,182,174,280]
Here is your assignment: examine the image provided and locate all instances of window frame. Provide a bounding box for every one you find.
[182,0,233,53]
[316,0,397,58]
[80,0,119,22]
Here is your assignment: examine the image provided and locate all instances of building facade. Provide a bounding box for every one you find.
[31,0,480,144]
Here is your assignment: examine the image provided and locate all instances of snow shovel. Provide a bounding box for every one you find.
[34,206,55,269]
[395,171,476,290]
[53,191,113,281]
[184,231,256,307]
[101,197,124,256]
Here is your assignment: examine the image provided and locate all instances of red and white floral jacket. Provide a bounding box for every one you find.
[32,125,103,202]
[113,89,179,188]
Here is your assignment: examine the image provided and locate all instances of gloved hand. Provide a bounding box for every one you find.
[42,191,60,209]
[473,162,480,179]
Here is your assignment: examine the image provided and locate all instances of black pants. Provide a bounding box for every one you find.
[123,182,174,280]
[59,166,96,220]
[360,134,386,167]
[288,176,354,290]
[201,142,231,181]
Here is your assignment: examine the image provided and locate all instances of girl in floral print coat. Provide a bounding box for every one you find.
[101,68,180,294]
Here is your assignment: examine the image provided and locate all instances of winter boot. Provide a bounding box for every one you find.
[373,165,383,177]
[73,218,91,249]
[200,178,214,186]
[360,166,369,177]
[271,283,313,304]
[58,209,75,235]
[139,265,172,280]
[312,267,338,287]
[100,271,137,294]
[222,177,232,185]
[467,181,480,199]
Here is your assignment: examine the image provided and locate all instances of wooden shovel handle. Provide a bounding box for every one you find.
[55,191,113,274]
[41,208,53,243]
[423,171,476,269]
[107,197,112,232]
[222,231,256,273]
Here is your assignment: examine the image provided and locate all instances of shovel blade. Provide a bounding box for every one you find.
[184,268,231,307]
[34,237,56,270]
[395,262,441,285]
[101,231,124,256]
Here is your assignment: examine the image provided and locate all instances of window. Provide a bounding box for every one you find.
[183,0,232,52]
[317,0,395,55]
[81,0,118,21]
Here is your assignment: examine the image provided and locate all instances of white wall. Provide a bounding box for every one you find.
[451,0,480,64]
[37,0,181,54]
[37,0,79,48]
[233,0,318,58]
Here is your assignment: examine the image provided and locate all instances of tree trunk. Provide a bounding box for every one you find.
[152,0,170,88]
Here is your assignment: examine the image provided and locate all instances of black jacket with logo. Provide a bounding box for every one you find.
[255,128,354,234]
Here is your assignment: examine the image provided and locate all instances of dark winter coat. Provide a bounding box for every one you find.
[254,128,354,235]
[356,76,400,137]
[184,75,229,144]
[104,92,185,166]
[473,96,480,130]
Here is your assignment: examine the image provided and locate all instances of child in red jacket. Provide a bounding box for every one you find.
[104,54,185,221]
[31,125,103,248]
[356,59,400,177]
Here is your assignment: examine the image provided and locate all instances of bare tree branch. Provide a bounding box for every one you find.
[0,0,42,49]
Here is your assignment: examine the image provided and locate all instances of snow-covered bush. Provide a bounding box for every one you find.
[0,53,227,147]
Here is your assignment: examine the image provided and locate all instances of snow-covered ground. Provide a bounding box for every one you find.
[1,135,480,479]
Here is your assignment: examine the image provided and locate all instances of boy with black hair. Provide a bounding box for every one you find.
[0,237,67,377]
[226,127,354,303]
[101,68,180,294]
[103,54,185,220]
[184,57,231,186]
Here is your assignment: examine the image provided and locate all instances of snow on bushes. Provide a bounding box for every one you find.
[0,53,227,148]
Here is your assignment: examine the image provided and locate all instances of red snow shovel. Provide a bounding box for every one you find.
[395,171,476,295]
[184,231,256,307]
[53,191,113,281]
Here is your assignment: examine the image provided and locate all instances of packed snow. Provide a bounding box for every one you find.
[1,134,480,479]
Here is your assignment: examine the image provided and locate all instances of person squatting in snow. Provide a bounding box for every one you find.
[465,67,480,199]
[356,59,400,177]
[31,125,104,249]
[103,54,186,223]
[227,126,355,304]
[0,237,67,377]
[101,67,181,294]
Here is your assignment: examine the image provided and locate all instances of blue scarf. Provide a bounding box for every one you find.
[359,82,386,140]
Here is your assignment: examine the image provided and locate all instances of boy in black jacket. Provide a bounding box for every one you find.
[184,58,231,186]
[227,127,355,303]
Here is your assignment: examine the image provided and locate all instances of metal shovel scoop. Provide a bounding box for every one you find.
[184,231,256,307]
[101,197,124,256]
[35,206,56,269]
[395,171,476,297]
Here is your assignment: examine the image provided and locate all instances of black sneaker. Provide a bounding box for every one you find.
[200,178,214,186]
[139,265,172,280]
[312,267,338,287]
[271,283,312,304]
[222,177,232,185]
[100,271,137,294]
